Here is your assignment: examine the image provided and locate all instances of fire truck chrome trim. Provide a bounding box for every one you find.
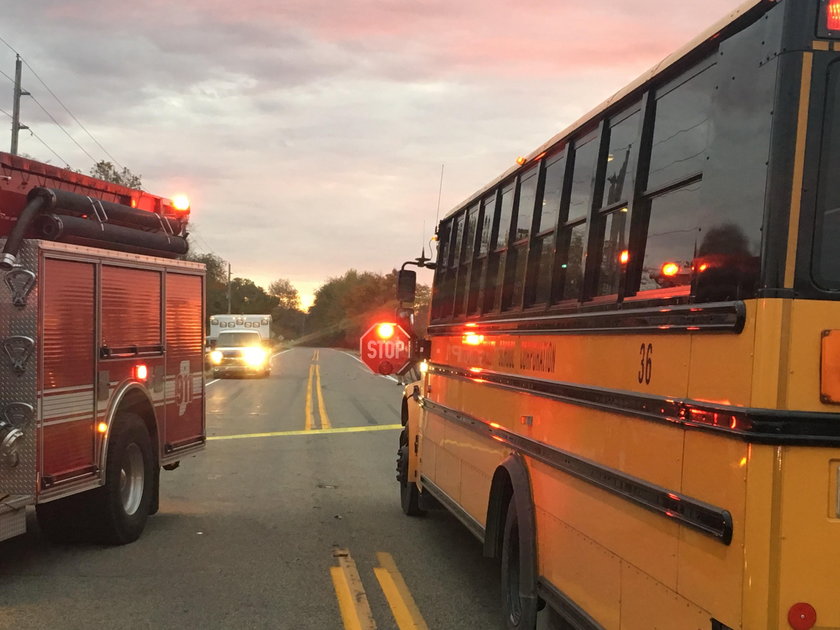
[98,381,157,474]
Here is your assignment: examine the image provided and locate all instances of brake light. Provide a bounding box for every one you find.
[376,323,396,340]
[829,0,840,30]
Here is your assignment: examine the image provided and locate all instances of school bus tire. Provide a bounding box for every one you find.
[501,495,539,630]
[397,429,425,516]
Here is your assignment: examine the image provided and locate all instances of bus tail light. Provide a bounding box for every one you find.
[819,0,840,36]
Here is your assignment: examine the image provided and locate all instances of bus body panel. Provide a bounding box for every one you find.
[410,0,840,627]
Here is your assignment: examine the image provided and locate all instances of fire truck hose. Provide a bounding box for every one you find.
[30,187,175,232]
[0,188,51,269]
[35,214,189,258]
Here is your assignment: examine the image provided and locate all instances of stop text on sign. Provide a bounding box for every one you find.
[365,339,407,360]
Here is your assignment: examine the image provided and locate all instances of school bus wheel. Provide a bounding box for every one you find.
[396,429,425,516]
[501,495,538,629]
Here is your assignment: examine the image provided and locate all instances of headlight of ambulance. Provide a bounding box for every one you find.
[209,350,223,365]
[242,347,267,367]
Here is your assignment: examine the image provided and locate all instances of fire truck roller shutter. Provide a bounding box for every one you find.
[36,412,156,545]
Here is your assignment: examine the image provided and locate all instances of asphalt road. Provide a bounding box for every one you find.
[0,347,509,630]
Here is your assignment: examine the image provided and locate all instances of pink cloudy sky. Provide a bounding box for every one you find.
[1,0,741,308]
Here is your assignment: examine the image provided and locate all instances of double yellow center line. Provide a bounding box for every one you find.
[306,349,332,430]
[331,548,428,630]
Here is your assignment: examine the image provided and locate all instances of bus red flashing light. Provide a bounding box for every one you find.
[661,262,680,277]
[134,364,148,381]
[828,0,840,30]
[463,333,484,346]
[376,323,396,340]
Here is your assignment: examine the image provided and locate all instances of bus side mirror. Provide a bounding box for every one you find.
[397,269,417,303]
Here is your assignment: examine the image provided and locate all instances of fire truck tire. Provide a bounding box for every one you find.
[501,496,538,630]
[92,412,155,545]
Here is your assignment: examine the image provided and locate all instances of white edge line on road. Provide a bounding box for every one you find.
[341,350,403,384]
[206,378,220,387]
[341,350,365,365]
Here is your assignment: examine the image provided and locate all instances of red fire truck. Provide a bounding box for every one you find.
[0,152,205,545]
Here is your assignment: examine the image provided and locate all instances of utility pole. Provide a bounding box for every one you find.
[226,263,232,313]
[10,55,30,155]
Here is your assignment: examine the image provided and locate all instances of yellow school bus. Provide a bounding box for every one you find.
[396,0,840,628]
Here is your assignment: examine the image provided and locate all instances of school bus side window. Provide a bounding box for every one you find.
[503,164,539,311]
[453,203,479,317]
[554,133,597,303]
[525,150,565,307]
[468,193,496,315]
[484,183,514,312]
[592,107,640,298]
[630,62,715,298]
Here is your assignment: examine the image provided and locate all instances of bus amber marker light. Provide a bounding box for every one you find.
[619,250,630,265]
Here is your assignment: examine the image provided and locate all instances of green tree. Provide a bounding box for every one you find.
[229,277,278,315]
[90,161,143,189]
[268,278,305,341]
[185,252,229,316]
[305,269,429,347]
[268,278,301,310]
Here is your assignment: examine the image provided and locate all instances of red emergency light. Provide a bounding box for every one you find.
[820,0,840,35]
[134,364,149,381]
[829,0,840,29]
[376,323,396,340]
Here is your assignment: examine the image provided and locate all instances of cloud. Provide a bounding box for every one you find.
[1,0,743,298]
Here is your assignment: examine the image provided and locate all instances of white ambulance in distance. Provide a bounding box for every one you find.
[208,314,271,343]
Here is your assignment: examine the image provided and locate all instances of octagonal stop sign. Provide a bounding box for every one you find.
[360,322,412,375]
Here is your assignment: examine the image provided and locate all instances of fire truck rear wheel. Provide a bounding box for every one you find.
[93,412,155,545]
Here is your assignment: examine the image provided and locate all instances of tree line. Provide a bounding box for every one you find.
[186,253,429,347]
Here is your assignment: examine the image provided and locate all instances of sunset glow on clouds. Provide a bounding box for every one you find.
[2,0,741,304]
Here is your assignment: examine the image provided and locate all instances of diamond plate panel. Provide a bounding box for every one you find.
[0,503,26,542]
[0,239,39,496]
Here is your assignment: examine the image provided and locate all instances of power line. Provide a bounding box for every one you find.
[20,58,125,169]
[25,128,70,167]
[26,91,99,164]
[0,34,17,55]
[0,36,124,169]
